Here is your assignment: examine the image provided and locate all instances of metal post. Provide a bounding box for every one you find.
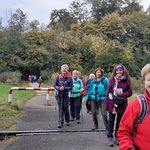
[8,89,13,104]
[45,90,50,106]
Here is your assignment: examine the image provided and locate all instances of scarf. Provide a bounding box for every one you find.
[113,75,125,96]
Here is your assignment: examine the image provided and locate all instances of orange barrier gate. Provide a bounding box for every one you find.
[8,87,55,106]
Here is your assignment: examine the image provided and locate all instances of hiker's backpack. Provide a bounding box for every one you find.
[135,95,150,127]
[90,77,107,101]
[133,95,150,141]
[72,78,83,93]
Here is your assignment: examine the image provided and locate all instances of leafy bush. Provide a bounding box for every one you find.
[40,71,51,81]
[131,77,144,94]
[51,72,59,83]
[0,71,21,84]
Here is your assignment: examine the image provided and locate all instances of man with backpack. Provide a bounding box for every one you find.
[117,64,150,150]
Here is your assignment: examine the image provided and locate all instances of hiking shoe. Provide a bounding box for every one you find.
[114,137,119,145]
[57,124,63,128]
[92,124,98,130]
[66,122,70,126]
[57,124,62,128]
[76,119,80,124]
[107,137,114,146]
[71,118,74,121]
[88,111,92,115]
[87,110,92,114]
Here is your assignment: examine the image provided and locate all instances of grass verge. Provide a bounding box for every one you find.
[0,83,36,130]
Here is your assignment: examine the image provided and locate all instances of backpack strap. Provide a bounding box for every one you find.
[135,95,149,126]
[133,95,150,140]
[101,77,105,84]
[96,77,105,85]
[73,79,81,85]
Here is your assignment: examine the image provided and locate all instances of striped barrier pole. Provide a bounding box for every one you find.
[8,87,55,106]
[45,90,50,106]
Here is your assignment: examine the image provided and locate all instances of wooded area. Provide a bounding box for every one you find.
[0,0,150,80]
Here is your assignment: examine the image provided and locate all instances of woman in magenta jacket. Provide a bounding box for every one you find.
[105,65,132,146]
[117,64,150,150]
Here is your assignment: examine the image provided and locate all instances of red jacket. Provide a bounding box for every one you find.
[117,90,150,150]
[80,77,86,96]
[66,71,71,78]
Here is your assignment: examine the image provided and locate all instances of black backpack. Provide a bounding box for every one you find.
[133,95,150,144]
[135,95,150,127]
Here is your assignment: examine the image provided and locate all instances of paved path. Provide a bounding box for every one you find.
[0,95,119,150]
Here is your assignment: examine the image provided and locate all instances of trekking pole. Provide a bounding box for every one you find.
[54,102,58,110]
[80,96,84,122]
[60,91,64,126]
[81,106,84,121]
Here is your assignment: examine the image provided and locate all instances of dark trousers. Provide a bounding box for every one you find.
[79,95,83,108]
[56,96,70,125]
[70,96,81,120]
[107,112,124,138]
[91,100,108,130]
[86,100,91,112]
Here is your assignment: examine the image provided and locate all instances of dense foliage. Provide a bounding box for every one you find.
[0,0,150,79]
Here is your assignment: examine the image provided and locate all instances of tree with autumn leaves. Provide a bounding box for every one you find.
[0,0,150,80]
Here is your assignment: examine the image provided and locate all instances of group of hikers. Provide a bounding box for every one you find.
[28,75,42,87]
[53,63,150,150]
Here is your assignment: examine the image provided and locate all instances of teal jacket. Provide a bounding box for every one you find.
[70,77,84,98]
[87,76,109,102]
[84,79,93,102]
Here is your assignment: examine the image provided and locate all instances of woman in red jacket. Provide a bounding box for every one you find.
[117,64,150,150]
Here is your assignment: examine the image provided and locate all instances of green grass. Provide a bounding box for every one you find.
[0,82,36,130]
[0,84,12,103]
[0,107,21,129]
[0,83,36,104]
[40,81,53,87]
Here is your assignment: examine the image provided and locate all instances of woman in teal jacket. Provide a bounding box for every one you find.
[88,68,109,130]
[85,73,95,113]
[70,70,84,124]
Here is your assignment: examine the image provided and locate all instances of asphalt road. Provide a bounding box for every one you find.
[0,95,119,150]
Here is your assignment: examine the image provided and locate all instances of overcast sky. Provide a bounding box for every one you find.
[0,0,150,26]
